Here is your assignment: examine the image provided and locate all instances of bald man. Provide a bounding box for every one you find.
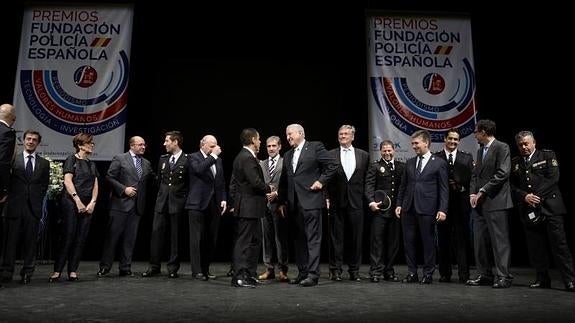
[0,104,16,205]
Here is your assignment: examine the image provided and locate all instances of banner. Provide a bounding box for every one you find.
[367,13,477,162]
[13,5,133,160]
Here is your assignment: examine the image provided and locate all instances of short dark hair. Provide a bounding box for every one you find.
[72,133,94,152]
[476,119,496,136]
[23,130,42,143]
[165,130,183,147]
[240,128,259,146]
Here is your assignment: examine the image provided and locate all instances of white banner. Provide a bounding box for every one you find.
[367,14,477,162]
[13,5,133,160]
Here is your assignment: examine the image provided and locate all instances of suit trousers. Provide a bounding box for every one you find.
[99,208,140,271]
[437,194,471,279]
[292,204,322,280]
[401,209,436,276]
[472,208,511,280]
[329,206,364,274]
[261,203,289,273]
[55,198,93,273]
[188,201,220,275]
[233,217,261,280]
[149,210,182,273]
[369,214,401,277]
[0,212,39,276]
[524,214,575,284]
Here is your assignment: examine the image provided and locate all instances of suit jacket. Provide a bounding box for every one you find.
[154,153,190,214]
[434,150,473,195]
[260,156,283,205]
[107,152,153,215]
[510,149,566,216]
[470,139,513,212]
[397,154,449,215]
[231,148,269,219]
[0,122,16,199]
[185,151,226,211]
[2,153,49,219]
[278,141,338,210]
[365,158,405,215]
[326,147,369,210]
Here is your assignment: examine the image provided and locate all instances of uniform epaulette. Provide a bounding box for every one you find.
[161,154,170,158]
[540,149,554,153]
[459,150,471,155]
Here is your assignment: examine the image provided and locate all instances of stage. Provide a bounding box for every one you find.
[0,262,573,322]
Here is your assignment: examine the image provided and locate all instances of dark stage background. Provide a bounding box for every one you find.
[1,2,572,267]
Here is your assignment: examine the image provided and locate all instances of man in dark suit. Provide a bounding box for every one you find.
[142,131,189,279]
[0,130,49,284]
[467,119,514,288]
[510,131,575,292]
[98,136,154,277]
[257,135,290,282]
[230,128,271,288]
[185,134,227,280]
[0,104,16,216]
[396,130,449,284]
[365,139,404,283]
[326,125,369,281]
[278,123,338,287]
[434,128,474,283]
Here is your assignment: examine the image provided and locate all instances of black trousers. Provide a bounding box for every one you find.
[54,198,92,273]
[0,212,39,276]
[99,208,140,271]
[401,209,436,276]
[524,214,575,284]
[437,195,471,279]
[328,206,364,274]
[149,209,182,273]
[292,204,322,280]
[369,214,401,277]
[232,217,261,280]
[188,201,220,275]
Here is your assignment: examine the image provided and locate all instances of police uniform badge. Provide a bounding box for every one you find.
[552,159,558,166]
[379,166,385,173]
[161,162,166,170]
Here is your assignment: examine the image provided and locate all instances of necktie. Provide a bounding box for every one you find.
[416,155,424,173]
[448,153,453,166]
[387,160,394,171]
[26,155,33,178]
[292,147,300,173]
[342,148,354,180]
[524,156,530,166]
[135,156,143,178]
[170,156,176,170]
[211,164,217,177]
[269,158,276,177]
[482,146,489,161]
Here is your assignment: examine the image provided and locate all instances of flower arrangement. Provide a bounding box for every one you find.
[45,156,64,200]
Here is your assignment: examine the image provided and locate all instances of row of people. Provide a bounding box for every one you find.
[0,104,573,291]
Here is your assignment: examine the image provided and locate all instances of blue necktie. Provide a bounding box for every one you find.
[170,156,176,170]
[135,156,143,178]
[26,155,33,178]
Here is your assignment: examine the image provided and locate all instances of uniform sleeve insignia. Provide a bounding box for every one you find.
[514,164,519,171]
[162,162,166,170]
[379,166,385,173]
[552,159,558,166]
[533,160,547,167]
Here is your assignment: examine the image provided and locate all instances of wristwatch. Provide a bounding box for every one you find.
[72,192,77,197]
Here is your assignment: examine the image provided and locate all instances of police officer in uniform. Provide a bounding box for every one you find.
[365,139,405,282]
[510,131,575,291]
[142,131,190,278]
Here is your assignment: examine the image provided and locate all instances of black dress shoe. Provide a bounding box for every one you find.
[247,277,262,285]
[299,277,318,287]
[383,274,400,282]
[529,280,551,289]
[231,279,256,288]
[97,268,110,278]
[289,275,305,285]
[205,272,216,280]
[370,276,380,283]
[20,274,32,285]
[226,268,235,277]
[142,268,161,277]
[492,278,512,288]
[438,276,451,283]
[349,272,361,282]
[119,270,133,277]
[402,273,419,283]
[193,273,209,281]
[466,275,494,286]
[565,281,575,292]
[168,272,179,279]
[420,275,433,284]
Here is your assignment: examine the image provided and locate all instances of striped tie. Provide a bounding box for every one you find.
[269,158,276,177]
[135,156,143,178]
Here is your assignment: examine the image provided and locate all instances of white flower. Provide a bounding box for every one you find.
[45,156,64,200]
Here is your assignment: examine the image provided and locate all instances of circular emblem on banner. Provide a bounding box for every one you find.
[74,65,98,88]
[423,73,445,95]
